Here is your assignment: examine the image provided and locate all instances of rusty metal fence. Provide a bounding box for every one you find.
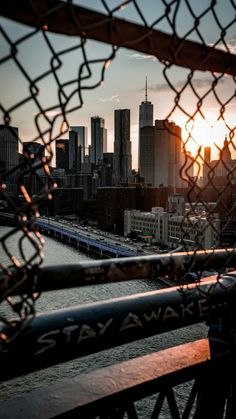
[0,1,236,417]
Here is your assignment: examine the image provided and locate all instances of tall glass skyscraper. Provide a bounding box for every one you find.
[56,139,69,171]
[154,119,184,188]
[91,117,107,165]
[69,126,87,173]
[138,77,154,171]
[113,109,132,185]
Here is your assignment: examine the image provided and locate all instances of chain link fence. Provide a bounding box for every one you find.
[0,0,236,346]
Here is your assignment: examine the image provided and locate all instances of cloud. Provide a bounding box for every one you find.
[227,35,236,54]
[208,37,236,54]
[35,110,60,118]
[126,53,156,62]
[99,95,120,103]
[144,77,225,93]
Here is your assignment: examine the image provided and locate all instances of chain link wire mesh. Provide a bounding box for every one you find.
[0,0,236,345]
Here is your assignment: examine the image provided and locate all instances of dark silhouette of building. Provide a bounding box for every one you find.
[101,152,114,186]
[97,185,187,234]
[50,187,83,215]
[22,169,66,197]
[139,120,185,188]
[69,130,81,173]
[56,139,69,171]
[0,125,19,175]
[154,120,184,188]
[23,141,45,158]
[69,127,88,173]
[91,116,107,165]
[113,109,132,185]
[97,187,136,233]
[0,125,19,195]
[138,77,154,171]
[139,126,154,185]
[202,137,234,187]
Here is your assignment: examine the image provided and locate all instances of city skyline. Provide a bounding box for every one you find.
[17,100,234,171]
[1,1,235,169]
[1,4,236,409]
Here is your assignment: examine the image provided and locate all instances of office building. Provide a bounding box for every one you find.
[139,81,153,128]
[69,126,87,172]
[153,119,184,188]
[97,186,136,233]
[0,125,19,175]
[139,119,185,188]
[91,116,107,165]
[139,126,154,185]
[202,137,235,185]
[56,139,69,171]
[23,141,45,158]
[22,141,47,176]
[101,152,114,186]
[138,77,154,171]
[124,201,220,250]
[51,187,83,215]
[113,109,132,185]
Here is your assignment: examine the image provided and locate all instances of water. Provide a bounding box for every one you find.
[0,226,207,416]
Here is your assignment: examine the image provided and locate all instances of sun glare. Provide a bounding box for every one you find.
[182,115,230,160]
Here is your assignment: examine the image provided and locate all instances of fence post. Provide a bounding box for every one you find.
[193,309,236,418]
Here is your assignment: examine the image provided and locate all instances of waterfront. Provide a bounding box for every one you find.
[0,226,207,416]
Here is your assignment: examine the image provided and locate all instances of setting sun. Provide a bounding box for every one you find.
[181,114,234,160]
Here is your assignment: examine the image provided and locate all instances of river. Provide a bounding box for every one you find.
[0,226,207,417]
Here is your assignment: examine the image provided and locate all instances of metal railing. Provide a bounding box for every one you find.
[1,261,236,417]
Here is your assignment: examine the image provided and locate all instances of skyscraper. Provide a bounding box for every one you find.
[113,109,132,185]
[139,126,154,185]
[23,141,45,158]
[0,125,18,175]
[91,117,107,165]
[218,136,232,177]
[138,77,154,171]
[203,136,233,184]
[69,126,87,173]
[101,152,114,186]
[69,130,81,173]
[203,146,211,184]
[56,139,69,171]
[153,119,184,188]
[139,77,154,129]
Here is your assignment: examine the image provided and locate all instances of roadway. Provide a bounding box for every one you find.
[40,217,153,255]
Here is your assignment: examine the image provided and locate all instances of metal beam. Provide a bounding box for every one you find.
[1,0,236,75]
[0,274,236,381]
[1,249,236,295]
[0,339,233,419]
